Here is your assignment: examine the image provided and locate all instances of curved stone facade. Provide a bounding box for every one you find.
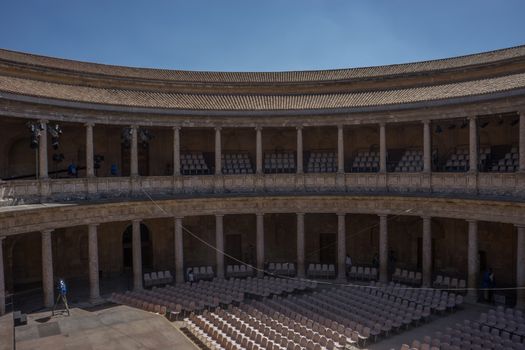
[1,46,525,313]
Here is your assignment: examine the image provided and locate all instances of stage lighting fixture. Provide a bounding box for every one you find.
[511,118,519,126]
[480,121,490,128]
[460,120,468,129]
[435,125,442,133]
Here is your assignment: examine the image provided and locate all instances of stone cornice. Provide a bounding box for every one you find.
[1,195,525,236]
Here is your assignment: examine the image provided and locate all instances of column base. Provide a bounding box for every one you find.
[89,296,105,305]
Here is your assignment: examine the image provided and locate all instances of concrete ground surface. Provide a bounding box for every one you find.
[14,304,197,350]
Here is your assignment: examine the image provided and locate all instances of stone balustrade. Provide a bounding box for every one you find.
[1,172,524,206]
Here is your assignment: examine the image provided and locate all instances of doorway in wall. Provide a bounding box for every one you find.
[319,233,336,264]
[225,234,242,266]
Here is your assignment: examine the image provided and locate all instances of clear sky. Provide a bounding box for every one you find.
[0,1,524,72]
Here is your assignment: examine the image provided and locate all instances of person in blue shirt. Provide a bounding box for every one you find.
[110,163,118,176]
[67,161,78,177]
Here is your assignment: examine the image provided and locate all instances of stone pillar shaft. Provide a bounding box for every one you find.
[517,226,525,309]
[256,213,264,277]
[423,120,431,173]
[0,237,5,315]
[379,123,386,173]
[175,217,184,283]
[173,127,181,176]
[337,213,346,280]
[39,120,48,179]
[518,112,525,172]
[86,123,95,177]
[88,224,100,301]
[469,117,478,173]
[379,215,388,283]
[132,220,142,290]
[297,213,305,278]
[215,215,224,278]
[130,126,139,177]
[296,127,303,174]
[467,220,478,299]
[337,125,344,173]
[42,229,54,308]
[256,127,263,174]
[215,127,222,175]
[422,216,432,287]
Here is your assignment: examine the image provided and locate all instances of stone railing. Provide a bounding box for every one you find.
[1,172,524,206]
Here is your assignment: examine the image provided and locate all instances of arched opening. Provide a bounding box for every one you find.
[122,223,152,270]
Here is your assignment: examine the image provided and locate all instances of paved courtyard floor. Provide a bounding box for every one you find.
[15,304,197,350]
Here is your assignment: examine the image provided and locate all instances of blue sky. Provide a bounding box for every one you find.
[0,1,524,72]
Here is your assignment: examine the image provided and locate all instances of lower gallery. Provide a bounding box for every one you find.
[1,46,525,349]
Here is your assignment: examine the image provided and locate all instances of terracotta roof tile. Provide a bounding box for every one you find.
[1,73,524,111]
[1,45,524,83]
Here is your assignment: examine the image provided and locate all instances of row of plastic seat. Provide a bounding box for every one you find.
[392,268,423,286]
[226,264,254,278]
[306,264,336,278]
[433,275,467,290]
[267,262,296,276]
[348,265,378,281]
[188,266,215,281]
[144,270,173,287]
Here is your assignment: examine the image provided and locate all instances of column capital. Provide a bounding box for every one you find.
[84,122,95,128]
[378,214,388,219]
[337,124,344,130]
[38,119,49,125]
[130,125,139,130]
[172,126,181,131]
[0,236,6,241]
[515,224,525,229]
[336,212,346,217]
[132,219,141,224]
[255,212,264,217]
[422,119,431,125]
[421,215,432,221]
[295,125,303,131]
[254,126,262,131]
[296,212,305,216]
[88,223,100,228]
[215,126,222,131]
[379,121,386,127]
[174,216,184,221]
[41,229,54,236]
[466,219,478,224]
[468,115,477,121]
[215,213,225,218]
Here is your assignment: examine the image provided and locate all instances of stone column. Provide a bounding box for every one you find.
[467,220,478,299]
[517,225,525,309]
[518,112,525,172]
[215,127,222,175]
[85,123,95,177]
[132,219,142,290]
[337,213,346,281]
[256,213,264,277]
[39,120,49,179]
[469,117,478,173]
[296,213,305,278]
[379,214,388,283]
[422,216,432,287]
[423,120,431,173]
[88,224,100,301]
[130,126,139,177]
[379,123,386,173]
[256,127,263,174]
[42,229,54,308]
[215,214,224,278]
[0,237,5,315]
[174,217,184,283]
[296,127,303,174]
[337,125,344,173]
[173,127,181,176]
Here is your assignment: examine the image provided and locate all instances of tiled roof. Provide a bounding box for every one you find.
[0,73,524,111]
[0,45,524,83]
